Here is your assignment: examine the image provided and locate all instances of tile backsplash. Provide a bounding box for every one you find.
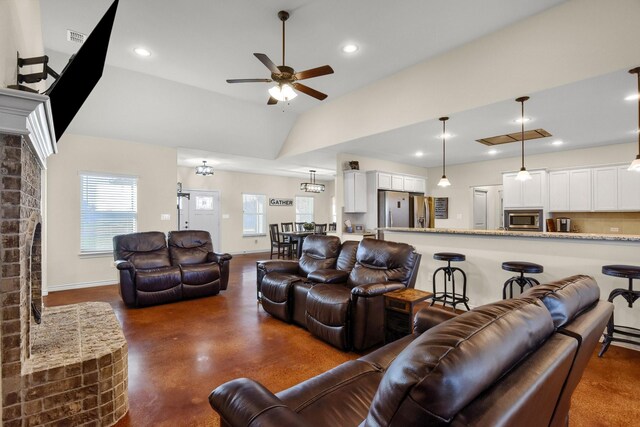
[551,212,640,235]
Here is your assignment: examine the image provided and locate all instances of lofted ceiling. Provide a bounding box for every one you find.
[42,0,634,180]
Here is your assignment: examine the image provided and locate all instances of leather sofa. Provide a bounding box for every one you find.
[257,235,359,326]
[209,275,612,427]
[113,230,232,307]
[257,236,421,351]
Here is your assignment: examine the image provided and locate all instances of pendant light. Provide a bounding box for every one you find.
[195,160,214,176]
[437,116,451,187]
[300,170,325,193]
[629,67,640,171]
[515,96,532,181]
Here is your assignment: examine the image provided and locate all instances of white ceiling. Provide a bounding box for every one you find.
[38,0,636,180]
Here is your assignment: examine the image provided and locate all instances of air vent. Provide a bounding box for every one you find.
[66,29,86,44]
[476,129,552,146]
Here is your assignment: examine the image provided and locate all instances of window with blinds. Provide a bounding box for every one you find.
[242,193,266,236]
[80,173,138,253]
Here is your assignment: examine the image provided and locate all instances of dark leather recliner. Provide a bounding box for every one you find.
[257,235,358,326]
[113,230,232,307]
[209,275,613,427]
[305,238,421,351]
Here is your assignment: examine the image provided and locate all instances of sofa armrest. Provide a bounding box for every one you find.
[307,268,349,284]
[413,306,459,335]
[257,260,299,275]
[115,260,134,271]
[209,252,233,290]
[208,252,233,264]
[114,260,136,307]
[209,378,306,427]
[351,282,405,297]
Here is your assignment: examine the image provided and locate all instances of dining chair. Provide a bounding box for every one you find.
[281,222,297,254]
[328,222,337,231]
[269,224,293,259]
[295,222,306,232]
[314,223,328,234]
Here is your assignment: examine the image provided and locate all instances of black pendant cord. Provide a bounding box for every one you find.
[282,17,285,66]
[439,116,449,178]
[515,96,529,171]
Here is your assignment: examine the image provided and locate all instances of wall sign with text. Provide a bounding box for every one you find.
[434,197,448,219]
[269,198,293,206]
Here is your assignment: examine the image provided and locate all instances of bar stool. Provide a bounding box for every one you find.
[430,252,469,311]
[599,264,640,357]
[502,261,543,299]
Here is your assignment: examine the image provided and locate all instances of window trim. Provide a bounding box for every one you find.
[295,195,315,224]
[242,193,267,237]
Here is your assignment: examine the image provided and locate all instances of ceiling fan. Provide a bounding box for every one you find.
[226,10,334,105]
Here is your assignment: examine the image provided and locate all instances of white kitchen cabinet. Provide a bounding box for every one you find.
[391,175,404,191]
[617,166,640,210]
[414,177,426,194]
[548,171,569,211]
[502,170,546,208]
[344,170,367,213]
[377,172,392,190]
[568,169,592,211]
[593,167,618,211]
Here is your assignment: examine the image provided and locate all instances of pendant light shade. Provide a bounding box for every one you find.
[437,116,451,187]
[515,96,532,181]
[300,170,324,193]
[268,83,297,101]
[195,160,214,176]
[629,67,640,172]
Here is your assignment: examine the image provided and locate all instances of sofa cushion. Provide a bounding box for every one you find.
[298,235,341,276]
[336,240,359,271]
[365,298,554,426]
[180,262,220,285]
[113,231,171,269]
[136,266,181,292]
[306,284,351,326]
[307,269,349,284]
[168,230,213,265]
[520,274,600,328]
[348,239,417,287]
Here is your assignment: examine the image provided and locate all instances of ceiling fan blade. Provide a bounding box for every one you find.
[267,96,278,105]
[254,53,280,74]
[292,83,328,100]
[226,78,272,83]
[294,65,334,81]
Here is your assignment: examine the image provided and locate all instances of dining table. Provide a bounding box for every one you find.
[280,231,324,258]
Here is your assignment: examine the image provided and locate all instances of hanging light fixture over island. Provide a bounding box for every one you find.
[300,170,325,193]
[628,67,640,172]
[437,116,451,187]
[515,96,532,181]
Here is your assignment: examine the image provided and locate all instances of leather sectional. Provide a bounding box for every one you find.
[257,235,421,351]
[210,275,612,426]
[113,230,232,307]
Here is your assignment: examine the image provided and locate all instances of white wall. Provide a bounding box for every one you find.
[280,0,640,158]
[0,0,45,91]
[428,142,637,229]
[177,167,335,254]
[46,134,177,291]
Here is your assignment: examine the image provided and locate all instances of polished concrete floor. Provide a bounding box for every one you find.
[44,252,639,427]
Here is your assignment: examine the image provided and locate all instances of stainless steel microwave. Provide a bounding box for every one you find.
[504,209,543,231]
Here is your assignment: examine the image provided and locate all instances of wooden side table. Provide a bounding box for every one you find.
[384,288,433,343]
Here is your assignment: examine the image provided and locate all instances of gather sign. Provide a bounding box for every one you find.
[269,198,293,206]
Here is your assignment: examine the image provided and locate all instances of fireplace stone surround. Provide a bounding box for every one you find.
[1,88,128,426]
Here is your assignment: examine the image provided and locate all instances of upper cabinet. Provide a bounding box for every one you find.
[374,171,426,193]
[502,170,546,208]
[548,164,640,212]
[343,170,367,213]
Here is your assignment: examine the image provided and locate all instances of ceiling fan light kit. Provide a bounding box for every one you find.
[300,170,325,193]
[515,96,532,181]
[437,116,451,187]
[227,10,334,105]
[195,160,214,176]
[629,67,640,172]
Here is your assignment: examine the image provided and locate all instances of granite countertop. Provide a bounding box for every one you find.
[379,227,640,242]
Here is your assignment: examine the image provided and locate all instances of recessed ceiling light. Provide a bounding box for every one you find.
[342,44,359,54]
[514,117,531,124]
[134,47,151,57]
[488,149,498,155]
[625,93,640,101]
[552,140,564,146]
[415,151,424,157]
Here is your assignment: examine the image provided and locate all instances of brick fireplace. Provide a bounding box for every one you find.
[1,89,128,426]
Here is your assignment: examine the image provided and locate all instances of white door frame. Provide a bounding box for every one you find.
[181,189,221,251]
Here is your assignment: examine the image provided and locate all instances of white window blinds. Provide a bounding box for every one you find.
[80,173,138,253]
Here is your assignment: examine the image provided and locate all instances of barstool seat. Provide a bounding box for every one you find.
[502,261,543,274]
[501,261,543,299]
[434,252,466,262]
[599,264,640,357]
[431,252,469,310]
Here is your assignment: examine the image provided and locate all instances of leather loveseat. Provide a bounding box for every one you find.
[257,236,421,351]
[113,230,232,307]
[209,275,612,427]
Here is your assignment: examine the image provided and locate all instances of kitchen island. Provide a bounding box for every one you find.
[381,227,640,333]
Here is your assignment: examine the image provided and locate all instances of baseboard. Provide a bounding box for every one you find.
[229,249,271,255]
[47,279,116,293]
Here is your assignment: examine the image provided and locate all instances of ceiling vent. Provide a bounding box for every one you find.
[476,129,552,146]
[66,29,86,44]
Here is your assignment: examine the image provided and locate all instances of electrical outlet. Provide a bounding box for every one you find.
[610,227,620,233]
[456,213,463,220]
[160,214,171,221]
[222,214,230,219]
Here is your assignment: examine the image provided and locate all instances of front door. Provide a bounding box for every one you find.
[180,190,221,250]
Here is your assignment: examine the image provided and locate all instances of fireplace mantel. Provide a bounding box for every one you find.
[0,87,57,167]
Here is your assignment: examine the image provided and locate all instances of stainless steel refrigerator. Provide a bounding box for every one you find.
[410,195,434,228]
[378,191,410,228]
